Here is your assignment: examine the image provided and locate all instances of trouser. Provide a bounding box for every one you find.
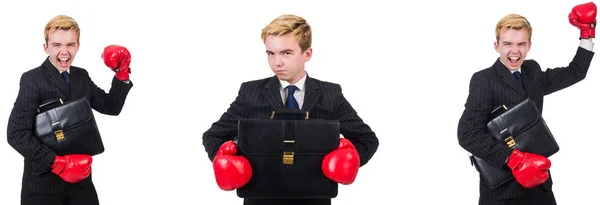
[479,186,556,205]
[21,180,99,205]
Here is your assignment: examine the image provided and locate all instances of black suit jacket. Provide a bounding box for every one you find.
[6,57,133,194]
[457,47,594,200]
[202,74,379,205]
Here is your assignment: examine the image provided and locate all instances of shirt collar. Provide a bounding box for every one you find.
[510,68,522,73]
[280,73,307,91]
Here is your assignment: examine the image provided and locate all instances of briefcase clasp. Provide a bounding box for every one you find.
[500,128,517,148]
[504,136,516,148]
[283,151,295,164]
[55,130,65,141]
[283,140,295,164]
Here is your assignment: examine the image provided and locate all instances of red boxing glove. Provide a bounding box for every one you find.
[212,140,252,191]
[101,44,131,81]
[506,149,551,188]
[51,154,93,183]
[322,138,360,185]
[569,2,597,39]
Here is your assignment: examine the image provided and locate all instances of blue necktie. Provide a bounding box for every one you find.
[513,71,523,88]
[61,71,70,91]
[286,85,299,109]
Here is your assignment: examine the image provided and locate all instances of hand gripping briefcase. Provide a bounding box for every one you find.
[236,108,340,199]
[470,98,560,189]
[34,97,105,156]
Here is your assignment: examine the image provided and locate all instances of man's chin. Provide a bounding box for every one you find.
[501,60,522,71]
[55,65,70,72]
[507,64,522,71]
[275,74,288,80]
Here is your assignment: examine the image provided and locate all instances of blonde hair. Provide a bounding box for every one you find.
[261,14,311,52]
[44,15,80,43]
[495,14,532,42]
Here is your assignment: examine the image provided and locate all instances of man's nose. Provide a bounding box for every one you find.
[274,55,283,66]
[59,46,68,54]
[510,46,520,54]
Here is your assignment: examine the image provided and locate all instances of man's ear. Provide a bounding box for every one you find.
[303,47,312,62]
[494,41,499,53]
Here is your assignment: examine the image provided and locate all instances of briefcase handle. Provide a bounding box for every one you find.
[37,98,64,113]
[270,108,309,120]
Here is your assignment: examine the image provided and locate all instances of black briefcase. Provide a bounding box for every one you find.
[34,98,105,156]
[236,109,340,199]
[470,98,559,189]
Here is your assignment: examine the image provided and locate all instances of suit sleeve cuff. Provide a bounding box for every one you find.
[580,38,594,51]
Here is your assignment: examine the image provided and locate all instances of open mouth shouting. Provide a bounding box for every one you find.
[508,56,520,67]
[57,56,70,67]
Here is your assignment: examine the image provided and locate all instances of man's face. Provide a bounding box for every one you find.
[494,29,531,71]
[265,33,311,84]
[44,29,79,71]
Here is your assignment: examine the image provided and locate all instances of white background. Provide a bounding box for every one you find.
[0,0,598,204]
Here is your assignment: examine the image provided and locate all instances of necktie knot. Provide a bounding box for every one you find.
[287,85,297,96]
[513,71,523,87]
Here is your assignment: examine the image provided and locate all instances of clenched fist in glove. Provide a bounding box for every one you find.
[569,2,597,39]
[213,140,252,191]
[506,149,551,188]
[101,45,131,81]
[322,138,360,185]
[51,154,93,183]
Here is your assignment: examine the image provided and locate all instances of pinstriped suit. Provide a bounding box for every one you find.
[457,46,594,202]
[202,74,379,205]
[6,57,133,204]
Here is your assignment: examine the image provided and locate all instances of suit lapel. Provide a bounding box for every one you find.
[69,68,83,100]
[42,57,71,99]
[521,66,534,95]
[263,76,285,109]
[494,58,526,96]
[302,75,321,112]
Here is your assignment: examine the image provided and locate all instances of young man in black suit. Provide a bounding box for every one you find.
[6,15,133,205]
[202,14,379,205]
[457,2,596,205]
